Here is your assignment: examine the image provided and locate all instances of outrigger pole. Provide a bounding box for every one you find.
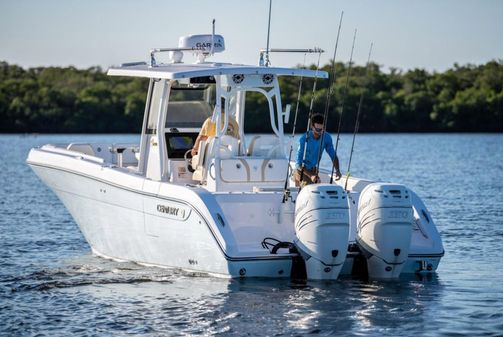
[330,28,357,184]
[314,11,344,181]
[344,42,374,191]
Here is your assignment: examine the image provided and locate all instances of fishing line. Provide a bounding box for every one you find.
[344,42,374,191]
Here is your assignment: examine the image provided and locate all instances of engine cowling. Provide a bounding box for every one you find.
[294,184,350,280]
[357,183,413,279]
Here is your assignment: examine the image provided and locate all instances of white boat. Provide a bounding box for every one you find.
[27,33,443,280]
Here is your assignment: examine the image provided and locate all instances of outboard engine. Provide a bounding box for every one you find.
[357,183,413,279]
[294,184,350,280]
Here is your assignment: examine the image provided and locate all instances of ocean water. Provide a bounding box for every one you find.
[1,133,502,337]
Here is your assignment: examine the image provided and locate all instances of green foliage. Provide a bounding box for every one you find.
[0,60,501,133]
[0,61,148,133]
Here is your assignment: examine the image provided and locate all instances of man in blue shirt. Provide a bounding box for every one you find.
[295,113,342,186]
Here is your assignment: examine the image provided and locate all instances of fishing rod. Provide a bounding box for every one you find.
[313,11,343,183]
[282,53,307,203]
[330,28,357,184]
[344,42,374,191]
[298,51,323,188]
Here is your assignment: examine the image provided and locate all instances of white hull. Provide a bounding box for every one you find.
[28,150,297,278]
[27,145,443,279]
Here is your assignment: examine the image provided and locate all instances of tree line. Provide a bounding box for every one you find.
[0,60,501,133]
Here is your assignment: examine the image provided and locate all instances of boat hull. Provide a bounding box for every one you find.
[27,150,293,278]
[28,147,443,279]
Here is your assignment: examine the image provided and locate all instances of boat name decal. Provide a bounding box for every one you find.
[157,204,185,218]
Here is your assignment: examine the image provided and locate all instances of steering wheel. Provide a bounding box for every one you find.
[184,149,195,173]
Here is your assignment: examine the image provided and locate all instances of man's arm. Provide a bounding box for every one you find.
[325,134,341,180]
[192,135,208,156]
[332,155,342,180]
[192,119,211,156]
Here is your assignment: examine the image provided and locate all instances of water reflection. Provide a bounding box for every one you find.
[351,275,444,333]
[5,254,446,336]
[219,274,445,336]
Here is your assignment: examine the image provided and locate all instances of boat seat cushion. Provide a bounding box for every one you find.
[218,158,288,183]
[248,135,286,158]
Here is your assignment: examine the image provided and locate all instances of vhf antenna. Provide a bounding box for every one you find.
[265,0,273,66]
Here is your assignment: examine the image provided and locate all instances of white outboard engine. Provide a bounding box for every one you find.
[357,183,413,279]
[294,184,350,280]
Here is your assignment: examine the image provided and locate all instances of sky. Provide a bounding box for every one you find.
[1,0,502,72]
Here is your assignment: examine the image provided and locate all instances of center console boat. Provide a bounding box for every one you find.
[27,33,443,280]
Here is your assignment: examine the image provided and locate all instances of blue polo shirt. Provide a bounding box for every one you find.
[295,131,336,170]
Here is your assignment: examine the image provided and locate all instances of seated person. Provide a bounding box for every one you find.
[191,112,239,156]
[295,113,342,187]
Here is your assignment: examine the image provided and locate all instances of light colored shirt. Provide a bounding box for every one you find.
[295,131,336,170]
[200,115,239,138]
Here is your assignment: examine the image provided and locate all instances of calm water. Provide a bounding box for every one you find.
[1,133,502,336]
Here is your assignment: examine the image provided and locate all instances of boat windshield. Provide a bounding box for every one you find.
[244,91,276,133]
[165,84,215,128]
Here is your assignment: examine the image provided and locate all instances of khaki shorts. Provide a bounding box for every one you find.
[294,168,318,187]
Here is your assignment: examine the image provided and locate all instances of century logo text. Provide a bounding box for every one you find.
[157,204,180,216]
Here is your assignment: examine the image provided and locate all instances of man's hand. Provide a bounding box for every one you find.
[191,148,198,156]
[311,175,320,183]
